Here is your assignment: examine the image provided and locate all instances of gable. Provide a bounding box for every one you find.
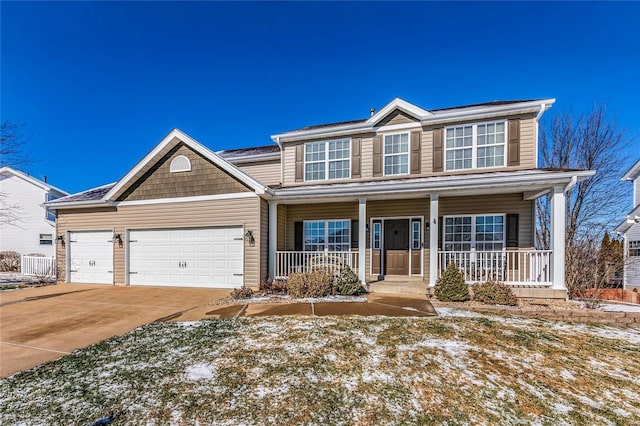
[375,109,420,127]
[116,141,251,202]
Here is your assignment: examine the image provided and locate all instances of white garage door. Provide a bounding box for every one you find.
[69,231,114,284]
[128,227,243,288]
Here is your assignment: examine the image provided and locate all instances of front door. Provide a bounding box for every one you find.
[384,219,409,275]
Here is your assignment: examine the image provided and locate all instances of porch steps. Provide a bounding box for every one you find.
[368,280,428,295]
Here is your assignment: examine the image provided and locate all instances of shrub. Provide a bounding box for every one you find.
[230,286,254,300]
[260,278,288,294]
[335,265,365,295]
[472,280,517,306]
[0,251,21,272]
[287,269,334,298]
[434,262,470,302]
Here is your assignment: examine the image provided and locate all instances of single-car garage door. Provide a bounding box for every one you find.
[128,227,243,288]
[69,231,114,284]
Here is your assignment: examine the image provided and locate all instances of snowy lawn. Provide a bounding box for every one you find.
[1,310,639,425]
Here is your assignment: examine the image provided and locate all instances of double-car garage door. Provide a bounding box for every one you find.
[68,227,243,288]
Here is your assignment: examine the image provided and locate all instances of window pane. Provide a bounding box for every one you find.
[327,220,350,251]
[476,122,505,168]
[373,223,381,249]
[304,221,325,251]
[475,215,504,251]
[305,161,325,181]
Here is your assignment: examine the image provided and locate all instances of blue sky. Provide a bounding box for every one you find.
[2,1,639,193]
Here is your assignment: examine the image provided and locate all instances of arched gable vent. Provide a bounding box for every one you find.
[170,155,191,173]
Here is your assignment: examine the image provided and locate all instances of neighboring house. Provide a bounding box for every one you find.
[615,159,640,291]
[46,97,595,298]
[0,167,69,257]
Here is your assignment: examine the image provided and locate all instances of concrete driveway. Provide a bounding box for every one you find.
[0,284,229,377]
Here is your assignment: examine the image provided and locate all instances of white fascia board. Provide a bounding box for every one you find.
[44,199,113,209]
[104,129,273,200]
[0,166,70,195]
[421,99,556,126]
[621,159,640,181]
[273,170,595,200]
[366,97,432,124]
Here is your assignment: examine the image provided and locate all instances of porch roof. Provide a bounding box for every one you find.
[272,169,595,203]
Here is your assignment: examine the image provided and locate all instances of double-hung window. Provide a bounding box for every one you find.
[304,220,350,251]
[45,193,57,222]
[445,121,506,171]
[304,139,350,181]
[39,234,53,245]
[384,133,409,175]
[443,215,505,251]
[629,241,640,257]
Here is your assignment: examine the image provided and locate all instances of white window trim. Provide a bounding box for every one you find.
[383,132,410,176]
[303,219,351,252]
[39,233,53,245]
[304,139,351,182]
[444,120,507,172]
[372,222,382,250]
[411,219,422,250]
[442,214,506,251]
[170,155,192,173]
[629,240,640,257]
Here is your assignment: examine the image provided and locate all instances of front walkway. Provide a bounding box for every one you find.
[175,293,437,321]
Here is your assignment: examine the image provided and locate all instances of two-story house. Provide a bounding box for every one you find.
[0,166,69,257]
[615,159,640,291]
[46,98,594,298]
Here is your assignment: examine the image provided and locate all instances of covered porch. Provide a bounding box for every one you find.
[268,170,594,295]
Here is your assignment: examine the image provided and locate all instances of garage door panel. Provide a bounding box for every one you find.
[129,227,243,288]
[69,231,113,284]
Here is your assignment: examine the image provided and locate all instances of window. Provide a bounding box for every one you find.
[444,215,504,251]
[412,220,422,250]
[630,241,640,257]
[384,133,409,175]
[170,155,191,173]
[445,121,505,171]
[304,220,350,251]
[372,222,381,250]
[304,139,350,181]
[45,193,57,222]
[39,234,53,245]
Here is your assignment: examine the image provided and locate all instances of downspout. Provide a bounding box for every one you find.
[534,103,547,169]
[275,136,283,187]
[564,175,578,193]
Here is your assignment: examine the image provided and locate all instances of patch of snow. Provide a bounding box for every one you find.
[559,369,575,380]
[434,307,484,318]
[599,303,640,313]
[574,394,602,410]
[185,363,216,380]
[405,339,473,358]
[614,407,630,417]
[553,402,573,414]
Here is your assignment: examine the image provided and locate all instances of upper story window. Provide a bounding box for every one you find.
[629,241,640,257]
[384,133,409,176]
[170,155,192,173]
[45,193,57,222]
[445,121,505,171]
[304,139,350,181]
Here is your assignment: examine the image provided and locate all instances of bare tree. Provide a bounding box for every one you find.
[0,121,33,225]
[1,121,31,168]
[536,104,631,298]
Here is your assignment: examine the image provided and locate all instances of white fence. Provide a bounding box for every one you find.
[275,251,359,279]
[438,250,552,285]
[21,255,56,278]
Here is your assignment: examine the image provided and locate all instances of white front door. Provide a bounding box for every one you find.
[128,227,244,288]
[69,231,114,284]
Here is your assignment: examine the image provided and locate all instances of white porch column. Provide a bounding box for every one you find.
[358,197,367,283]
[429,194,439,287]
[550,186,566,290]
[268,200,278,279]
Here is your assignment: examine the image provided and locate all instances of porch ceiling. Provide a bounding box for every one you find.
[272,169,595,204]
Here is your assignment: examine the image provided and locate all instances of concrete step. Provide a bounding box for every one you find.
[369,281,429,295]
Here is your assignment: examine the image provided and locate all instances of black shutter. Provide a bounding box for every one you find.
[351,220,359,249]
[294,221,303,251]
[438,216,443,250]
[506,214,519,248]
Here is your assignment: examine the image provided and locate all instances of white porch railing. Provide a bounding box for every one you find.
[437,250,552,286]
[275,251,358,279]
[21,255,57,278]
